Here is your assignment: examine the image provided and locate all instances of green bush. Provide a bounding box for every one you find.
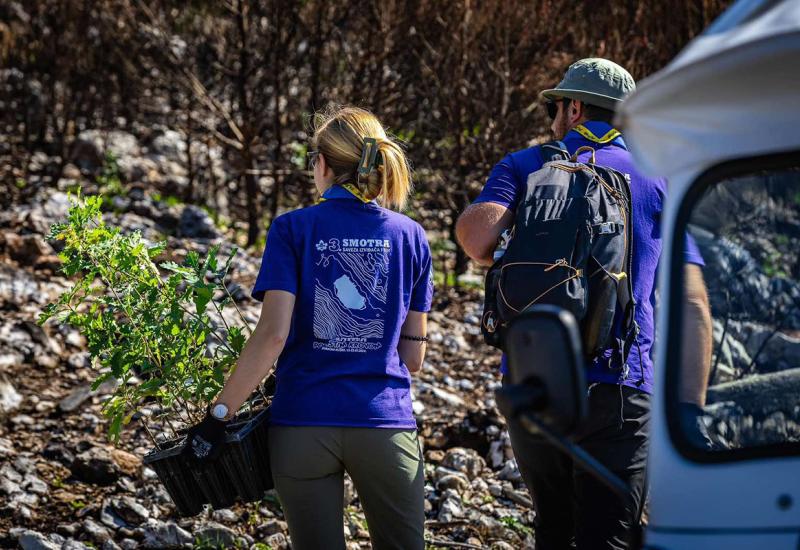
[39,193,251,443]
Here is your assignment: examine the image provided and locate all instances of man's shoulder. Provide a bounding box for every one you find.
[506,144,545,166]
[491,144,546,181]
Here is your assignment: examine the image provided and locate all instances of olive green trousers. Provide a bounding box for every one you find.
[268,426,425,550]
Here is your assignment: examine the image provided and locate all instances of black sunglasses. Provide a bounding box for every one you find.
[545,98,570,120]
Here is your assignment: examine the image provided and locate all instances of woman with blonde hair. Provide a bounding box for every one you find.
[184,105,433,549]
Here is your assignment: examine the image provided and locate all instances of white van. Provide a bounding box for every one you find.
[500,0,800,547]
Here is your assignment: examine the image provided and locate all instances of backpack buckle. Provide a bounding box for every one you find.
[597,222,617,235]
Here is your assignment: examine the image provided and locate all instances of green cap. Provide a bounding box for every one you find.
[540,58,635,111]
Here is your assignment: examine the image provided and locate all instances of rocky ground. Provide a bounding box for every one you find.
[0,176,536,549]
[4,128,800,549]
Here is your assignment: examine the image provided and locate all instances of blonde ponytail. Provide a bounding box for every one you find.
[312,105,412,210]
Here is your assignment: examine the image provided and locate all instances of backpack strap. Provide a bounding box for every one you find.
[540,141,569,163]
[610,169,641,380]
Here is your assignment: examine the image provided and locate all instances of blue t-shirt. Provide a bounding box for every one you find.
[474,121,704,394]
[251,185,434,428]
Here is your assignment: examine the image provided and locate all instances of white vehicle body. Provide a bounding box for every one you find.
[618,0,800,547]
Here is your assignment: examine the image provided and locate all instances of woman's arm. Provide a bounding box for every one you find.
[398,310,428,373]
[213,290,296,418]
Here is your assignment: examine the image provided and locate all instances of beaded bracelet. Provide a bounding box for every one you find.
[400,334,429,342]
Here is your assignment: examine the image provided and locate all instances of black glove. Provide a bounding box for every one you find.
[184,411,228,462]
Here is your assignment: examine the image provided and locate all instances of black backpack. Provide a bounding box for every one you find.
[482,141,639,367]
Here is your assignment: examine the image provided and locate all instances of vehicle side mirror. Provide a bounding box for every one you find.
[498,305,588,435]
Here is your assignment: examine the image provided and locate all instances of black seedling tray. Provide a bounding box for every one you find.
[143,407,273,516]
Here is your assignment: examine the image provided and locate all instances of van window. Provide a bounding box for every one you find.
[671,160,800,458]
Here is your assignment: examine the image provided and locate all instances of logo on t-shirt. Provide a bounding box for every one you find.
[313,238,391,353]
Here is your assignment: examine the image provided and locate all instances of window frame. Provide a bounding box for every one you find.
[666,150,800,464]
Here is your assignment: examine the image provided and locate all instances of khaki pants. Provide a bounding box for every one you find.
[268,426,425,550]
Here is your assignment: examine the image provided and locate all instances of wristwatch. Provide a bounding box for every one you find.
[211,403,229,421]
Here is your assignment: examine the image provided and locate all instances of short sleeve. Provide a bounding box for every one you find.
[472,153,523,211]
[251,216,299,302]
[684,231,705,266]
[410,229,434,312]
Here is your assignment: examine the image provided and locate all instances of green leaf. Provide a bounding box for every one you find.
[147,241,167,258]
[108,414,124,443]
[204,245,220,273]
[227,326,246,354]
[192,284,214,316]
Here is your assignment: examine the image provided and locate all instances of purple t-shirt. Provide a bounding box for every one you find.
[474,121,704,394]
[252,185,434,428]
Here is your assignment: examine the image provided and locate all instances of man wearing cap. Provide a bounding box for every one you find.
[456,58,712,548]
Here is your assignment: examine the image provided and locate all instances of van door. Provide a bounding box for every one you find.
[644,154,800,549]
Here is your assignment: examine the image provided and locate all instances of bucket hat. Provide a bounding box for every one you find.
[540,58,635,111]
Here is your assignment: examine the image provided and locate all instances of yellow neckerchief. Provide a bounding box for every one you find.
[573,124,622,144]
[316,182,374,204]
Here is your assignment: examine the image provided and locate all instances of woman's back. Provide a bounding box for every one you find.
[252,186,433,428]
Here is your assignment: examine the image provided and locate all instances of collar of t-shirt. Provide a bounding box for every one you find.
[565,120,628,151]
[321,183,377,203]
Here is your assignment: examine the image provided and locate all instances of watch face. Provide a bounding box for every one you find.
[212,404,229,420]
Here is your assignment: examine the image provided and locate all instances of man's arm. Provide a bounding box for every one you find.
[455,202,514,266]
[680,263,713,406]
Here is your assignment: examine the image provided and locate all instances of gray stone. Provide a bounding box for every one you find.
[0,265,43,306]
[0,375,23,414]
[101,540,123,550]
[13,455,35,474]
[443,333,469,354]
[441,447,486,480]
[195,522,237,547]
[70,130,140,173]
[430,385,465,407]
[22,473,48,495]
[42,441,74,466]
[62,540,92,550]
[261,519,288,536]
[211,508,239,523]
[0,436,14,457]
[101,501,130,530]
[1,462,22,483]
[15,530,60,550]
[263,533,288,550]
[3,232,51,265]
[503,486,534,508]
[59,386,93,412]
[83,518,112,543]
[178,205,218,239]
[149,130,187,162]
[497,459,522,482]
[1,475,22,495]
[139,518,193,549]
[437,489,465,522]
[436,472,470,493]
[111,495,150,524]
[119,539,138,550]
[67,351,90,369]
[71,447,121,486]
